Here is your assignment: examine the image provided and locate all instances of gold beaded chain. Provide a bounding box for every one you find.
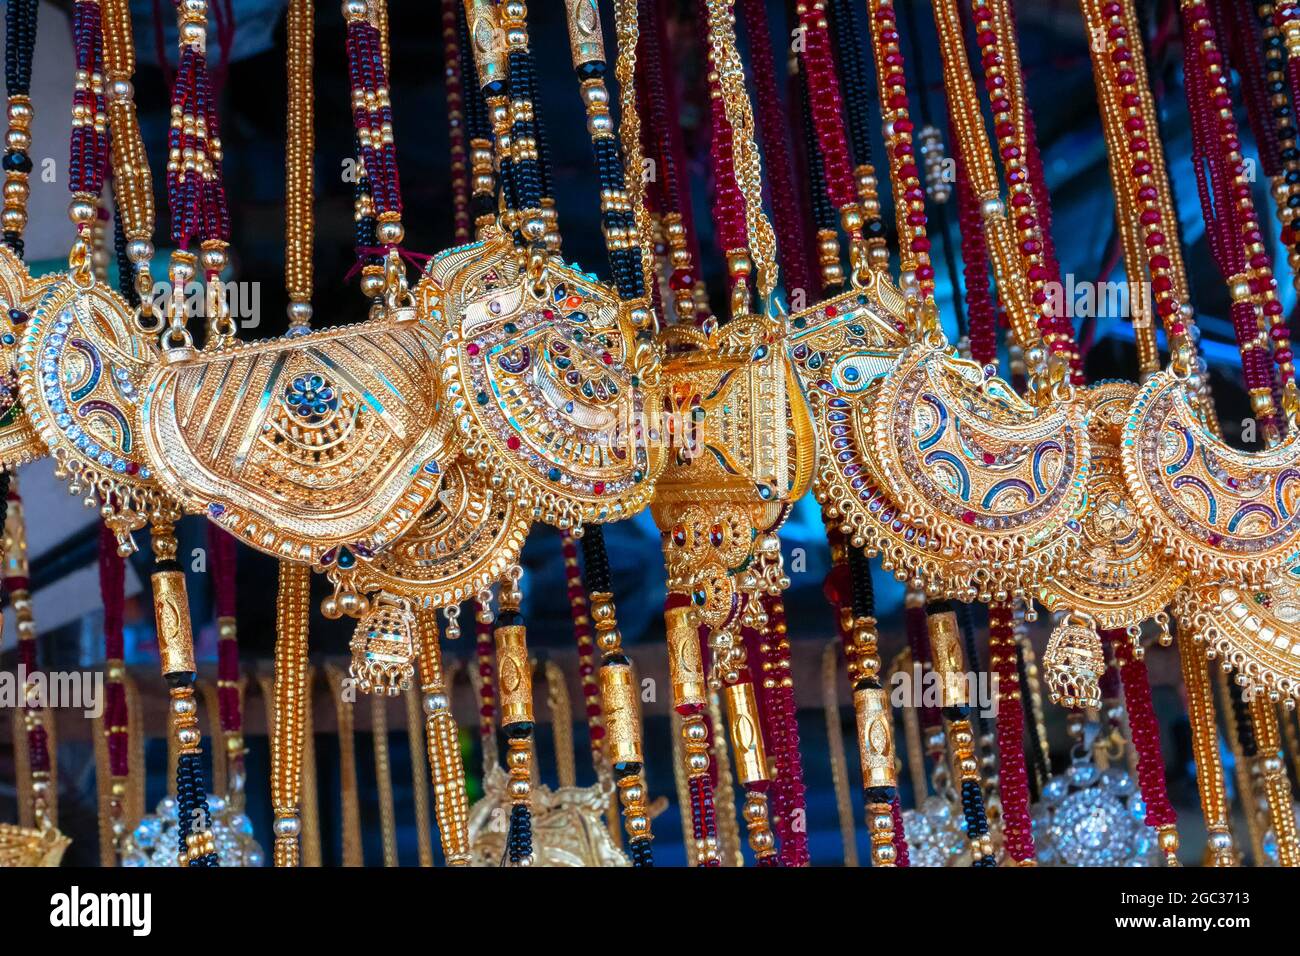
[285,0,314,330]
[257,667,323,867]
[931,0,1057,391]
[267,0,317,868]
[325,663,365,866]
[271,561,311,867]
[99,0,157,323]
[1081,0,1158,375]
[1176,630,1237,865]
[1248,694,1300,866]
[369,692,399,866]
[415,606,471,864]
[821,640,859,867]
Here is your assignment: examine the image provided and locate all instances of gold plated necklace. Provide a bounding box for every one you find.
[804,0,1090,609]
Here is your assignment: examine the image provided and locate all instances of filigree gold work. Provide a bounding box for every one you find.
[1039,381,1183,628]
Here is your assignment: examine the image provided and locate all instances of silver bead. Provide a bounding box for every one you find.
[107,79,134,103]
[126,239,154,263]
[199,246,228,272]
[273,815,302,837]
[980,197,1005,220]
[376,220,405,245]
[286,300,314,324]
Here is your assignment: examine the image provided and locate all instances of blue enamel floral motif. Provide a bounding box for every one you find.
[284,373,338,424]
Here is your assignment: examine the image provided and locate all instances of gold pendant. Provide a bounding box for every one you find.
[1038,381,1184,627]
[0,822,71,867]
[652,314,813,625]
[326,455,530,608]
[1042,613,1105,709]
[1122,369,1300,583]
[816,331,1089,601]
[1174,579,1300,705]
[140,309,453,565]
[428,228,664,530]
[16,273,159,549]
[466,767,629,867]
[349,591,418,696]
[0,245,53,469]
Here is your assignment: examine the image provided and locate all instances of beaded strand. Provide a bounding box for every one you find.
[2,0,38,256]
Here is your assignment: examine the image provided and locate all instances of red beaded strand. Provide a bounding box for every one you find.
[1089,3,1196,363]
[1111,634,1178,831]
[989,600,1035,863]
[208,526,242,743]
[344,7,402,224]
[793,1,857,215]
[68,0,110,205]
[98,523,128,781]
[969,0,1083,383]
[166,1,229,256]
[951,110,1000,368]
[475,602,496,747]
[865,0,934,298]
[1181,1,1291,433]
[755,593,810,866]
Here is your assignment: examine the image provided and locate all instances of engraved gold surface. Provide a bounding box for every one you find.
[665,604,706,709]
[17,276,157,494]
[652,314,814,627]
[601,662,643,766]
[0,245,50,468]
[349,593,417,695]
[1175,580,1300,704]
[724,680,768,786]
[0,823,71,867]
[863,342,1089,601]
[340,456,530,606]
[654,314,813,510]
[431,229,663,528]
[926,609,968,707]
[1122,370,1300,583]
[140,312,452,564]
[152,570,196,675]
[1040,381,1183,627]
[495,624,534,726]
[853,684,897,790]
[1042,617,1105,710]
[467,767,629,867]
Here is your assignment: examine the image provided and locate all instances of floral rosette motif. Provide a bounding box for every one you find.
[16,277,158,545]
[140,314,453,566]
[1121,370,1300,583]
[1038,381,1183,629]
[432,230,664,530]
